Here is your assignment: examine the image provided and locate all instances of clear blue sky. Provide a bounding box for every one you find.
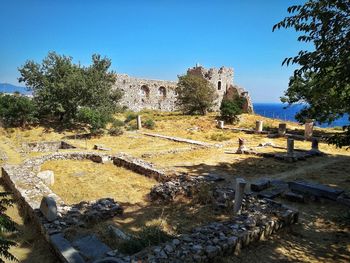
[0,0,307,102]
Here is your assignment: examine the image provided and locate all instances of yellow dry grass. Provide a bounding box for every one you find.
[41,160,157,205]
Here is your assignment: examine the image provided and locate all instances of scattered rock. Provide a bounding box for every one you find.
[40,196,58,222]
[251,178,270,192]
[37,170,55,186]
[72,234,111,262]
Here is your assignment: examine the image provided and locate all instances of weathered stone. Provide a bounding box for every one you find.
[50,233,85,263]
[137,115,142,130]
[233,178,246,215]
[72,234,111,262]
[108,225,131,240]
[284,191,305,203]
[304,120,314,140]
[37,170,55,186]
[255,120,263,133]
[288,181,344,200]
[278,123,287,136]
[93,144,111,151]
[236,138,247,154]
[218,121,224,129]
[250,178,270,192]
[337,193,350,207]
[40,196,57,222]
[287,138,294,157]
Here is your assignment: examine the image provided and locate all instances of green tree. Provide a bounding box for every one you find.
[0,192,17,263]
[273,0,350,147]
[176,74,218,115]
[0,94,37,128]
[18,52,122,123]
[220,98,243,124]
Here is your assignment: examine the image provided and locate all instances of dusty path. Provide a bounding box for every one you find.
[270,155,348,180]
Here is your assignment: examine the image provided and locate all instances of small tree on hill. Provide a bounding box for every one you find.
[18,52,123,124]
[220,98,243,124]
[176,74,218,115]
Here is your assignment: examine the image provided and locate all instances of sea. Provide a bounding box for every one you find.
[253,103,349,128]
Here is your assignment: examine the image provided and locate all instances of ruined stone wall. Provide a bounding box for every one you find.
[114,65,253,113]
[114,74,178,112]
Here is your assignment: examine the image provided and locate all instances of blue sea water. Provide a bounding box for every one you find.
[253,103,349,128]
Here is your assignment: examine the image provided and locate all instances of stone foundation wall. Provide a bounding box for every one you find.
[21,141,76,153]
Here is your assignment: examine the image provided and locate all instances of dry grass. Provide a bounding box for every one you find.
[41,160,158,205]
[1,111,350,261]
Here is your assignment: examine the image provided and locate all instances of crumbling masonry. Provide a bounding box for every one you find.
[114,65,254,112]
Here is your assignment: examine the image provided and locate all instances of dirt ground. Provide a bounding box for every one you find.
[1,112,349,262]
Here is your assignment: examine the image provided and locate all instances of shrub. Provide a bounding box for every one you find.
[108,127,123,136]
[77,107,110,134]
[220,98,243,124]
[111,119,125,128]
[143,119,155,129]
[0,93,38,128]
[124,112,138,123]
[118,225,171,255]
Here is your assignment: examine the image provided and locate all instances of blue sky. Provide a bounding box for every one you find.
[0,0,307,102]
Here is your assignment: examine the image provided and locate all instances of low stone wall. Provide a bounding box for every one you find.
[113,153,168,182]
[142,132,215,147]
[21,141,76,153]
[108,197,298,263]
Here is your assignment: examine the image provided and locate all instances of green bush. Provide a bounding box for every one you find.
[220,98,243,124]
[77,107,110,134]
[0,94,38,128]
[143,119,155,129]
[118,225,171,255]
[108,127,123,136]
[111,119,125,128]
[124,112,138,123]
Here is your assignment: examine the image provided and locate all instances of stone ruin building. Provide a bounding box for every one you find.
[114,64,254,113]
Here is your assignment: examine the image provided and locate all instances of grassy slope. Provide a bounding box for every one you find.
[0,111,349,262]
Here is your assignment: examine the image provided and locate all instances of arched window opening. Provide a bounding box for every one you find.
[141,85,150,98]
[218,81,222,90]
[158,86,166,99]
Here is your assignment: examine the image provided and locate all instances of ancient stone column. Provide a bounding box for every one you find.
[236,138,247,154]
[137,115,142,130]
[304,120,314,140]
[310,138,321,154]
[287,138,294,157]
[255,120,263,133]
[278,123,287,137]
[218,121,224,129]
[233,178,247,215]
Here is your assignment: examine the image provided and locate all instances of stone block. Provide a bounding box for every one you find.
[40,196,57,222]
[250,178,270,192]
[37,170,54,186]
[337,193,350,207]
[72,234,111,262]
[50,233,85,263]
[283,191,304,203]
[288,181,344,201]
